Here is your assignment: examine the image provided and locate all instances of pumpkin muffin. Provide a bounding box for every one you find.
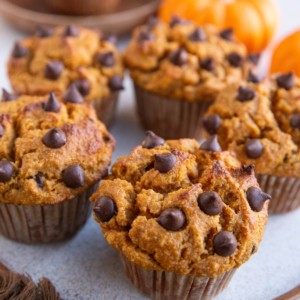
[204,73,300,214]
[91,132,269,299]
[124,16,257,139]
[0,91,115,243]
[7,25,124,127]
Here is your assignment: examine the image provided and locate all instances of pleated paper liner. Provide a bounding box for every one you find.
[121,254,236,300]
[0,183,98,243]
[256,174,300,214]
[135,86,213,140]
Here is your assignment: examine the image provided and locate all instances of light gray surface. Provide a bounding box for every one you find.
[0,1,300,299]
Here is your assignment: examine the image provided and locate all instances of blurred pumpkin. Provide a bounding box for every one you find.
[270,30,300,76]
[159,0,279,53]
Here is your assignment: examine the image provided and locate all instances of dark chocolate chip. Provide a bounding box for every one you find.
[158,208,186,231]
[200,57,215,72]
[0,159,14,183]
[0,124,4,137]
[12,42,28,58]
[1,89,17,102]
[103,135,111,143]
[227,52,243,67]
[63,25,79,37]
[248,70,261,83]
[251,245,256,254]
[189,28,206,42]
[246,187,271,212]
[200,135,222,152]
[242,164,255,175]
[290,114,300,130]
[245,139,263,159]
[43,92,61,112]
[36,26,54,38]
[35,173,44,188]
[220,28,233,41]
[213,231,237,257]
[202,114,221,134]
[154,153,176,173]
[169,49,188,66]
[44,61,64,80]
[42,128,66,149]
[138,31,154,43]
[142,131,165,149]
[97,52,115,67]
[248,53,260,65]
[198,191,223,215]
[108,75,124,91]
[101,34,117,45]
[169,16,186,27]
[93,196,117,222]
[73,79,91,96]
[63,165,84,188]
[276,72,295,90]
[64,84,84,103]
[236,86,256,102]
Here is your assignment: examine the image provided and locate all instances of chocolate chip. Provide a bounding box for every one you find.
[213,231,237,257]
[276,72,295,90]
[63,165,84,188]
[158,208,186,231]
[97,52,115,67]
[203,114,221,134]
[138,31,154,43]
[236,86,256,102]
[42,128,66,149]
[251,245,256,254]
[227,52,243,67]
[12,42,28,58]
[189,28,206,42]
[147,15,159,28]
[242,164,255,175]
[43,92,61,112]
[169,16,186,27]
[200,135,222,152]
[248,70,261,83]
[198,191,223,215]
[246,187,271,212]
[101,34,117,44]
[154,153,176,173]
[35,173,44,188]
[1,89,17,102]
[290,114,300,130]
[63,25,79,37]
[108,76,124,91]
[200,57,215,72]
[0,124,4,137]
[169,49,188,66]
[103,135,111,143]
[73,79,91,96]
[64,84,84,103]
[248,53,260,65]
[0,160,14,183]
[142,131,165,149]
[44,61,64,80]
[220,28,233,41]
[245,139,263,159]
[93,196,117,222]
[36,26,54,38]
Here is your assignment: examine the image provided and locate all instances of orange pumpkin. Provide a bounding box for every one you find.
[159,0,279,53]
[270,30,300,76]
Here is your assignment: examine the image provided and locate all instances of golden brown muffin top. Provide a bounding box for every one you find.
[0,91,115,205]
[204,73,300,177]
[90,132,269,278]
[124,17,256,102]
[7,25,124,101]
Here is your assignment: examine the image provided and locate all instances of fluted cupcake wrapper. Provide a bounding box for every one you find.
[92,93,119,128]
[120,254,236,300]
[256,174,300,214]
[0,183,98,244]
[135,86,212,140]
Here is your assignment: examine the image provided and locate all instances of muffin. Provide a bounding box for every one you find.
[124,16,257,139]
[7,25,124,127]
[204,73,300,214]
[0,91,115,243]
[90,132,269,299]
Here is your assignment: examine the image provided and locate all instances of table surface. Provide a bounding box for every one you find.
[0,1,300,299]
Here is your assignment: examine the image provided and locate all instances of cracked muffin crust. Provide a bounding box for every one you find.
[91,133,269,279]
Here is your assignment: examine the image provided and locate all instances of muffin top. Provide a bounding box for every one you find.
[7,25,124,101]
[0,91,115,205]
[91,132,269,278]
[124,17,257,102]
[204,73,300,177]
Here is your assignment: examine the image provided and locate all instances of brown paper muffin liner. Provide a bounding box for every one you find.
[256,174,300,214]
[92,93,119,128]
[0,183,98,244]
[120,254,236,300]
[135,86,213,140]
